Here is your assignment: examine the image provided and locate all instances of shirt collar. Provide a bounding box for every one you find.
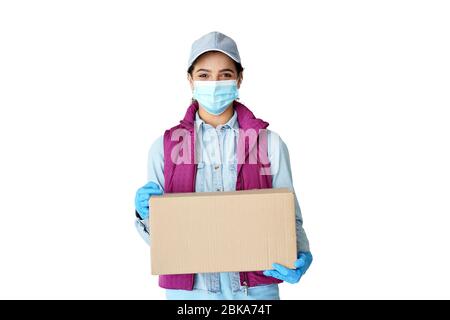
[195,109,238,131]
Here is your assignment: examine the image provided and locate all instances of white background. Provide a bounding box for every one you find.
[0,0,449,299]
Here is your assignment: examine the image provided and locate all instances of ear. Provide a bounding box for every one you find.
[187,73,194,91]
[237,72,243,89]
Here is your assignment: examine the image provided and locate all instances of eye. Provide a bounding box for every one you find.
[223,73,233,78]
[198,74,208,78]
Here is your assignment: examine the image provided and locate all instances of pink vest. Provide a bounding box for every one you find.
[159,100,283,290]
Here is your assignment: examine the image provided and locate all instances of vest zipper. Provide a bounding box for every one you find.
[191,161,198,291]
[242,273,249,296]
[243,282,248,296]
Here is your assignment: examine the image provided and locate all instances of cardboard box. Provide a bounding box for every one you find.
[150,188,297,275]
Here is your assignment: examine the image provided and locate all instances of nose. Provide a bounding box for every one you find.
[212,73,220,81]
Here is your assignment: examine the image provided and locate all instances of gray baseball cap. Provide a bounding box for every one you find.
[187,31,241,71]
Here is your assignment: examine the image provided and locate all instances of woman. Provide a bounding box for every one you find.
[134,31,312,300]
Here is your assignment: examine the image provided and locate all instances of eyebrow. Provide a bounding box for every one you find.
[196,68,235,73]
[219,68,235,73]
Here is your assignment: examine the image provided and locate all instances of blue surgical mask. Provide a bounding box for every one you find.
[193,80,239,115]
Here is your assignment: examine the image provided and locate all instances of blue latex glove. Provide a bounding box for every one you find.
[135,181,163,220]
[263,251,313,284]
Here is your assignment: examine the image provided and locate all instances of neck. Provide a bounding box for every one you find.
[198,103,234,128]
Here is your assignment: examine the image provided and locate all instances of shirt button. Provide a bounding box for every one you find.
[216,188,221,192]
[214,165,220,170]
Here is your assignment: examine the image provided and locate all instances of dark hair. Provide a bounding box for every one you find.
[187,54,244,76]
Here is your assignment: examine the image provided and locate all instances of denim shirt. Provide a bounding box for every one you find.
[135,110,310,294]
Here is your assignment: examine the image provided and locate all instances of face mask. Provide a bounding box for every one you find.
[193,80,239,115]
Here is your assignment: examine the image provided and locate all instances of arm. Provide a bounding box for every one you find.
[134,135,165,245]
[268,130,310,253]
[264,130,313,283]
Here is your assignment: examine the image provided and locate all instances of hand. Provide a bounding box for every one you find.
[135,181,163,220]
[263,251,313,284]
